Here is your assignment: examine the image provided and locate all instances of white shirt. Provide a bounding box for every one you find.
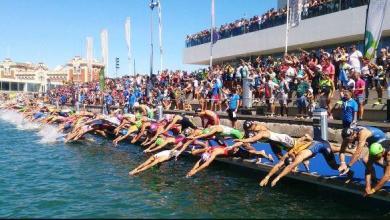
[349,50,363,71]
[347,78,355,90]
[193,79,199,88]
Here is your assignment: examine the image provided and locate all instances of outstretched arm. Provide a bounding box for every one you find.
[162,117,180,133]
[239,131,266,143]
[131,123,148,143]
[186,153,218,177]
[190,127,218,140]
[348,131,371,168]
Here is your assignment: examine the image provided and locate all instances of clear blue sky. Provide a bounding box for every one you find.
[0,0,276,77]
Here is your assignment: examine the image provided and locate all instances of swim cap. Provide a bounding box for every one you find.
[155,137,164,146]
[202,128,211,134]
[149,123,158,132]
[183,128,193,136]
[341,128,354,138]
[243,120,254,130]
[195,108,202,113]
[117,114,124,122]
[164,114,173,122]
[369,143,384,156]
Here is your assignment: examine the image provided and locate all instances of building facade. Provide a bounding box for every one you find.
[0,57,104,93]
[183,3,390,65]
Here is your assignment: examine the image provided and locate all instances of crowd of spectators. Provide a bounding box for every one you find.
[186,0,369,47]
[45,44,390,125]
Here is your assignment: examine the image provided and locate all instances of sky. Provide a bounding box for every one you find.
[0,0,277,77]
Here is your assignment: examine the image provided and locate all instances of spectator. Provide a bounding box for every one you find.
[348,45,363,72]
[341,90,358,128]
[225,88,240,128]
[296,75,310,118]
[353,72,366,120]
[264,74,279,116]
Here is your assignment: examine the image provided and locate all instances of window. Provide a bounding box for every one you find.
[11,82,18,91]
[2,81,10,91]
[18,83,25,91]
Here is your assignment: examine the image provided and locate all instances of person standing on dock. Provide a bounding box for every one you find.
[225,88,240,128]
[195,108,220,128]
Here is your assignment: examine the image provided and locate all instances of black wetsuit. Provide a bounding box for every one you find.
[178,116,197,130]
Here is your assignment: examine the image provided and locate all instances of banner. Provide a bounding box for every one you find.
[125,17,131,60]
[364,0,388,60]
[158,0,163,72]
[99,68,105,92]
[100,29,109,75]
[289,0,303,28]
[86,37,93,82]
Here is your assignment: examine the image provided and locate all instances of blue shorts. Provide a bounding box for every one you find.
[309,140,331,155]
[354,95,365,104]
[297,96,308,109]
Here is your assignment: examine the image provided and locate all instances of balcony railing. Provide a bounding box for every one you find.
[185,0,369,48]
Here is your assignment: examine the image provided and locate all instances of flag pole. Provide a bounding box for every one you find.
[285,0,290,54]
[210,0,215,70]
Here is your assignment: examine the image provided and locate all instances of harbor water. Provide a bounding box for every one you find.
[0,115,388,218]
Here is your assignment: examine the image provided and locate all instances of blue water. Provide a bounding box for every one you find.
[0,120,388,218]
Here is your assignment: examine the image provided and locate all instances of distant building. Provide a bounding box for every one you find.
[0,57,104,93]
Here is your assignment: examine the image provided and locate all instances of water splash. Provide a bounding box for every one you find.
[0,109,64,144]
[37,124,65,144]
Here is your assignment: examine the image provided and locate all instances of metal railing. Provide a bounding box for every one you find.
[185,0,369,48]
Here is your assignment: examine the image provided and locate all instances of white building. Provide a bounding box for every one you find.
[0,57,104,93]
[183,3,390,65]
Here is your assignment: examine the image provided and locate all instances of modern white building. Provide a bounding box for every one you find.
[0,57,104,93]
[183,3,390,65]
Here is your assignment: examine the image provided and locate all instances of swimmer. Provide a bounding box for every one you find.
[364,142,390,197]
[129,149,180,176]
[269,140,354,187]
[339,126,388,176]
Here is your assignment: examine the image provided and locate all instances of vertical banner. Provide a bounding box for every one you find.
[364,0,388,60]
[289,0,303,28]
[86,37,93,82]
[99,68,105,92]
[100,29,109,76]
[158,0,163,73]
[125,17,132,75]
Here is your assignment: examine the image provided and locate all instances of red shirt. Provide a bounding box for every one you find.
[323,63,335,81]
[354,78,365,96]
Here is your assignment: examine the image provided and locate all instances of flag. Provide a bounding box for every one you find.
[289,0,303,28]
[364,0,388,60]
[99,68,105,92]
[158,1,163,55]
[125,17,131,61]
[86,37,93,82]
[100,29,109,75]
